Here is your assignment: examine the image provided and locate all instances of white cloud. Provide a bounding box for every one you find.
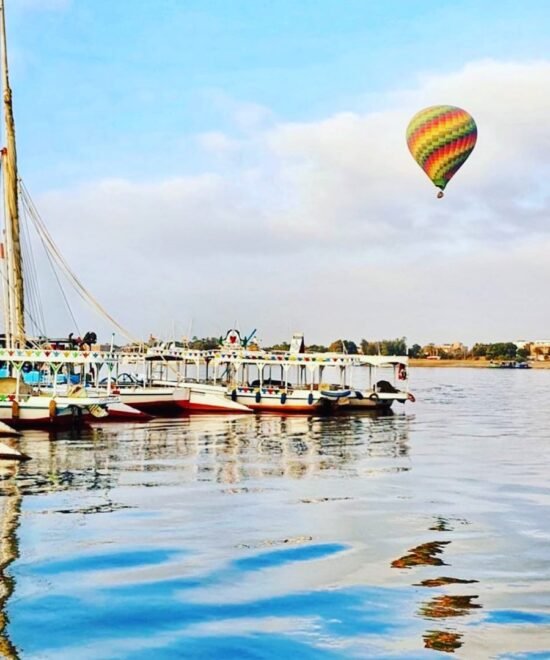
[28,59,550,343]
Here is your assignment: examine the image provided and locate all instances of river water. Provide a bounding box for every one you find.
[1,367,550,658]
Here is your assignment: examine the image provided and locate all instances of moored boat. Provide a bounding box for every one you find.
[0,349,135,427]
[488,360,531,369]
[99,372,190,415]
[328,358,415,410]
[179,382,252,413]
[147,330,415,414]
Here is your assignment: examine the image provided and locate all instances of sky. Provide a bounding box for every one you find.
[4,0,550,346]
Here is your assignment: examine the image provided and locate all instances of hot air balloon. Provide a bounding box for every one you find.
[406,105,477,198]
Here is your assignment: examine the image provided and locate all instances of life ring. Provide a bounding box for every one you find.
[397,364,407,381]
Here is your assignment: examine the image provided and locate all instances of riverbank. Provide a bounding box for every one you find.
[410,358,550,368]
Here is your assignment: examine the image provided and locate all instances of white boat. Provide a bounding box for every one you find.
[98,360,193,415]
[147,330,338,414]
[227,382,340,413]
[0,355,126,427]
[146,330,416,414]
[320,357,415,410]
[142,347,251,413]
[178,382,252,413]
[104,373,190,415]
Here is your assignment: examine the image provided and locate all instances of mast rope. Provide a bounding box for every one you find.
[0,164,45,343]
[19,187,81,337]
[20,203,47,335]
[19,181,139,343]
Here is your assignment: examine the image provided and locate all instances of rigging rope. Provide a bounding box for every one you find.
[19,203,47,335]
[19,188,81,337]
[19,181,139,343]
[0,163,45,344]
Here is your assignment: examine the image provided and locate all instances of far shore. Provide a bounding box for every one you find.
[410,358,550,369]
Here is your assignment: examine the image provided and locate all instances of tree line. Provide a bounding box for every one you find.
[185,336,408,355]
[182,336,534,361]
[409,342,529,361]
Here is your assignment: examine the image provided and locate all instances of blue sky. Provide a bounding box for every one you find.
[5,1,550,344]
[11,0,550,187]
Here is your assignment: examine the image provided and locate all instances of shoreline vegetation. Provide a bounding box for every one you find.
[410,358,550,368]
[181,336,545,366]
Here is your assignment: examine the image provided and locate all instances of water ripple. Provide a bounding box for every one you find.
[1,368,550,657]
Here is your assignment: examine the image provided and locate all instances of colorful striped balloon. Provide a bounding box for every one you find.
[406,105,477,198]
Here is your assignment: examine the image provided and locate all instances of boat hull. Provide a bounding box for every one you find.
[103,402,154,422]
[0,400,80,429]
[179,384,252,413]
[339,390,411,409]
[115,388,190,415]
[230,387,336,413]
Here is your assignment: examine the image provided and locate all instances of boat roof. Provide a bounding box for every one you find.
[146,345,408,367]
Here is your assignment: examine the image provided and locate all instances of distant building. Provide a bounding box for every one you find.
[422,342,468,357]
[529,340,550,360]
[289,333,305,354]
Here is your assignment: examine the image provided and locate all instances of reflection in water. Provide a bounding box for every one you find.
[391,517,482,654]
[429,516,469,532]
[237,535,313,550]
[15,413,411,493]
[4,415,416,657]
[5,380,548,659]
[0,464,21,659]
[423,630,463,653]
[6,368,541,658]
[15,431,117,496]
[391,540,450,568]
[415,576,478,587]
[420,594,482,619]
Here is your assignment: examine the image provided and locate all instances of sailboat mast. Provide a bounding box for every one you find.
[0,0,25,347]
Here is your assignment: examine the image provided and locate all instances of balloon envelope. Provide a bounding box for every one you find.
[406,105,477,193]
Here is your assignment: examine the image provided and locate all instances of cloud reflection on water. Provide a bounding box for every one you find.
[2,388,550,659]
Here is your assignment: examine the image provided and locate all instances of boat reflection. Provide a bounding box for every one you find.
[13,430,117,496]
[0,411,412,654]
[415,576,478,587]
[391,516,482,654]
[423,630,463,653]
[138,413,410,484]
[420,593,482,619]
[391,540,450,569]
[14,412,411,491]
[0,463,21,659]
